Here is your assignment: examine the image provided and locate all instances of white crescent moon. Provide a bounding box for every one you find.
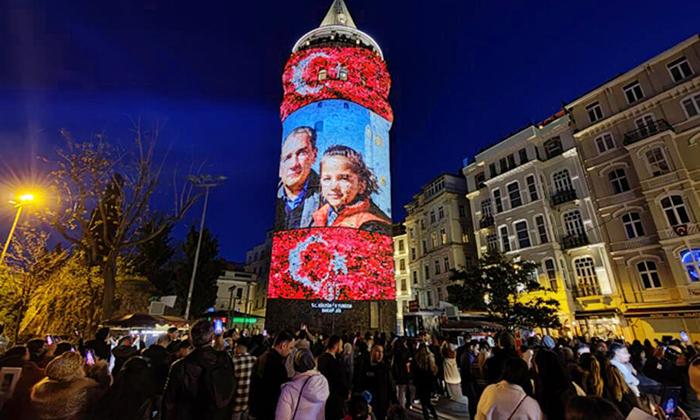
[288,233,348,300]
[291,52,330,96]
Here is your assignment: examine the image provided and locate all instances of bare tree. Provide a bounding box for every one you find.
[42,127,199,318]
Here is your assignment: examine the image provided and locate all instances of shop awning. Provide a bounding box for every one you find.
[624,305,700,318]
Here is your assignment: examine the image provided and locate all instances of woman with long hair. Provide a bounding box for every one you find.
[578,353,604,397]
[412,344,438,420]
[532,349,578,420]
[599,357,639,417]
[475,357,543,420]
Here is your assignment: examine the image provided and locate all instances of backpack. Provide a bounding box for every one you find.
[198,351,236,409]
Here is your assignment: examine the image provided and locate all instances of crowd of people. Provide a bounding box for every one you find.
[1,320,700,420]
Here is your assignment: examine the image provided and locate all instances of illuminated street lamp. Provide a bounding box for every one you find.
[184,175,227,320]
[0,192,37,265]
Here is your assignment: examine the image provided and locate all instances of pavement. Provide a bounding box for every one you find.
[407,396,470,420]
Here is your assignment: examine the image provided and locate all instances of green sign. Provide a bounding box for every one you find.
[232,317,257,324]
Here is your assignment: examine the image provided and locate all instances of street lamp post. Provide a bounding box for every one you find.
[0,193,36,265]
[184,175,226,320]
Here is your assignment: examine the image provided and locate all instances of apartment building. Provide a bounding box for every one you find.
[393,223,412,333]
[566,35,700,341]
[244,231,273,318]
[463,114,622,336]
[214,261,257,315]
[404,174,476,311]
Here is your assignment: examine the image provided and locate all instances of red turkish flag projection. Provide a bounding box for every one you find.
[268,227,395,301]
[280,46,393,122]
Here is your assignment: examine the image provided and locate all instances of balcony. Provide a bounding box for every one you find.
[560,233,589,250]
[479,216,494,229]
[573,283,602,298]
[550,188,577,206]
[623,119,674,146]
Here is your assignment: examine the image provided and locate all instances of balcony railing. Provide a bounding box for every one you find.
[573,283,601,297]
[550,188,577,206]
[479,216,494,229]
[623,119,674,145]
[560,233,589,250]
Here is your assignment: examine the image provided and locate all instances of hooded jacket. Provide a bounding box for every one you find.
[312,198,390,234]
[275,370,330,420]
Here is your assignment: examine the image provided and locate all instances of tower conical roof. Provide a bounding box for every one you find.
[320,0,356,28]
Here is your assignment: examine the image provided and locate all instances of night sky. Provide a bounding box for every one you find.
[1,0,699,261]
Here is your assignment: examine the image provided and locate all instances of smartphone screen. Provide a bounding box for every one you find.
[214,319,224,335]
[45,335,53,345]
[661,387,680,418]
[85,349,96,366]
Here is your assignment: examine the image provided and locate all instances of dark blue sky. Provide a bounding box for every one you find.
[1,0,699,261]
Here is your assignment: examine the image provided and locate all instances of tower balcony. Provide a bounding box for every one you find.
[572,283,602,298]
[560,233,589,250]
[623,119,674,146]
[550,188,577,207]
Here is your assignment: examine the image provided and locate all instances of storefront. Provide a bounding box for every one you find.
[573,309,625,339]
[624,306,700,343]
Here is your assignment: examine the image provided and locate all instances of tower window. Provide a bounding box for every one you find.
[318,69,328,81]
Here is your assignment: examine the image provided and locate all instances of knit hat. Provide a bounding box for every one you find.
[293,348,316,373]
[45,351,85,381]
[542,335,556,350]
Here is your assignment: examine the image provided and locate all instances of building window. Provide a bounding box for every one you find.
[608,168,630,194]
[667,57,694,83]
[623,81,644,104]
[398,239,405,252]
[430,211,436,223]
[499,157,508,173]
[515,221,531,249]
[440,228,447,244]
[411,247,416,260]
[481,199,492,218]
[681,93,700,118]
[586,102,604,123]
[526,175,538,201]
[431,232,438,248]
[645,147,671,176]
[544,259,557,291]
[458,205,466,217]
[409,228,414,239]
[486,234,498,252]
[399,259,406,272]
[544,137,563,159]
[318,69,328,81]
[507,182,522,208]
[574,257,600,295]
[444,257,450,272]
[489,163,497,178]
[637,261,661,289]
[519,148,529,164]
[661,195,690,227]
[500,226,510,252]
[426,291,432,307]
[424,265,430,280]
[553,169,573,192]
[507,154,516,169]
[438,206,445,219]
[595,133,616,153]
[422,240,428,254]
[434,260,441,275]
[681,249,700,282]
[412,270,418,284]
[493,189,503,213]
[635,114,655,132]
[563,210,585,237]
[400,278,407,292]
[535,215,548,244]
[338,66,348,81]
[420,219,425,230]
[622,212,645,239]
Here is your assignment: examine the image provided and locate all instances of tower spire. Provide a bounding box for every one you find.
[320,0,356,28]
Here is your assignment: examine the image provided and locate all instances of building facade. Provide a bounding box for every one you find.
[244,231,272,318]
[404,174,476,311]
[463,114,622,336]
[393,223,412,333]
[214,262,257,315]
[265,0,397,332]
[566,35,700,341]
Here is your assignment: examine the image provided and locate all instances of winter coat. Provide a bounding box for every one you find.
[161,346,236,420]
[317,352,350,420]
[391,345,411,385]
[358,360,396,420]
[443,357,461,385]
[476,381,543,420]
[30,376,103,420]
[275,370,330,420]
[312,199,390,234]
[141,344,172,392]
[0,357,45,420]
[250,348,289,420]
[111,344,138,377]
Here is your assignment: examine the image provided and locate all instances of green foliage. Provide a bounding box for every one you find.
[131,214,176,294]
[174,226,222,318]
[447,252,561,330]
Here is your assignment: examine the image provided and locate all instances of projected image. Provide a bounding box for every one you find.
[268,227,395,301]
[275,100,391,232]
[281,47,393,122]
